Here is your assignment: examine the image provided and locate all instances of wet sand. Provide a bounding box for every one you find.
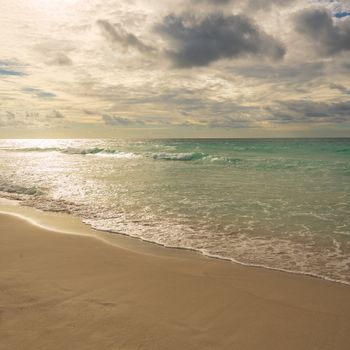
[1,212,350,350]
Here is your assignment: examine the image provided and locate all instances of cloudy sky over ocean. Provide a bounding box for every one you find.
[1,0,350,137]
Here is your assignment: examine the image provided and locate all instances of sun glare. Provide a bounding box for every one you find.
[38,0,79,9]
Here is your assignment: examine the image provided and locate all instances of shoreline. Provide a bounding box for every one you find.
[1,197,349,287]
[0,203,350,350]
[1,201,350,349]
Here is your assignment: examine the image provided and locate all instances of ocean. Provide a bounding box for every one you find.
[0,138,349,284]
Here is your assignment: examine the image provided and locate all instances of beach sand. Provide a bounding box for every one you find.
[1,212,350,350]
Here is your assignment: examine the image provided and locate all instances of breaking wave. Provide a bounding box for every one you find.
[151,152,207,161]
[62,147,115,155]
[3,147,210,162]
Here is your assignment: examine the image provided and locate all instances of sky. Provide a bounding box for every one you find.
[0,0,350,138]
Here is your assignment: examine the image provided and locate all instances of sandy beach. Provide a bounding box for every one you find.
[1,212,350,350]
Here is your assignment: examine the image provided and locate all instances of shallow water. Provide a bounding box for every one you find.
[1,138,349,283]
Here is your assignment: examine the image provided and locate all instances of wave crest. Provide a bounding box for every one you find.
[151,152,207,161]
[0,183,44,197]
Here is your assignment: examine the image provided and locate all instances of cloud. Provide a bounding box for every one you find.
[102,114,132,125]
[34,40,75,68]
[156,13,286,68]
[0,59,27,76]
[329,83,350,95]
[267,99,350,124]
[47,110,65,119]
[245,0,291,11]
[208,116,255,128]
[0,111,18,127]
[0,59,17,66]
[47,53,73,66]
[232,62,324,81]
[0,110,65,127]
[294,7,350,56]
[22,87,56,99]
[2,0,350,136]
[189,0,291,9]
[342,62,350,71]
[97,19,155,53]
[83,109,96,115]
[189,0,232,5]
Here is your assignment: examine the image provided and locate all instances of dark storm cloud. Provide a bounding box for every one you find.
[267,99,350,124]
[156,13,286,68]
[294,7,350,56]
[97,20,155,53]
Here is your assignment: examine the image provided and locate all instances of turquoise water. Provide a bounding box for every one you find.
[0,138,349,283]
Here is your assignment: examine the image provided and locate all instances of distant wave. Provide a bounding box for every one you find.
[62,147,114,155]
[62,148,141,159]
[10,147,60,152]
[6,146,120,155]
[95,152,142,159]
[4,147,209,162]
[6,146,140,158]
[2,146,349,170]
[336,148,350,154]
[0,146,325,169]
[151,152,207,161]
